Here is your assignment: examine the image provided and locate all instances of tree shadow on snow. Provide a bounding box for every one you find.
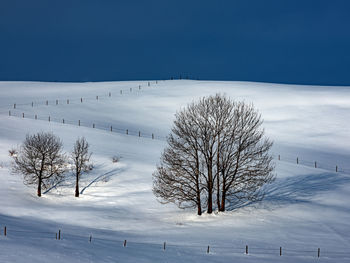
[225,172,350,210]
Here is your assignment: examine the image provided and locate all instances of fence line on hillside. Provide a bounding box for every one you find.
[7,111,167,141]
[0,80,160,110]
[0,225,348,259]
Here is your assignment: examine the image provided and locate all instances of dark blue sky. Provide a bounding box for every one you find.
[1,0,350,85]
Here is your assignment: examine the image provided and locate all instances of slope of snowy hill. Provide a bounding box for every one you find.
[0,80,350,262]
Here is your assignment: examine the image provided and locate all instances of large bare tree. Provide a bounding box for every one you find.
[11,132,67,197]
[153,94,274,215]
[71,137,92,197]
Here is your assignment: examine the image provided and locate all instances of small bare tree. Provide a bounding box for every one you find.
[71,137,92,197]
[11,132,67,197]
[153,94,275,215]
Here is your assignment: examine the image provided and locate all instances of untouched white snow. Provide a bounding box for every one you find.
[0,80,350,262]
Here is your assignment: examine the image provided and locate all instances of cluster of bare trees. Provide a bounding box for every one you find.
[153,94,275,215]
[11,132,92,197]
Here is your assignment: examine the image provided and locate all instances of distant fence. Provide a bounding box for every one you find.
[1,225,348,259]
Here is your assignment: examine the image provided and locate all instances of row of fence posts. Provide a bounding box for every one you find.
[278,154,338,172]
[0,226,323,258]
[8,111,156,139]
[10,82,155,110]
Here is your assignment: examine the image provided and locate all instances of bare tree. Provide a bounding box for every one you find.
[11,132,67,197]
[153,94,274,215]
[71,137,92,197]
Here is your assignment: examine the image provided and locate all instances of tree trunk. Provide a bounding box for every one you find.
[207,160,213,214]
[37,176,42,197]
[220,190,226,211]
[75,174,79,197]
[216,135,220,210]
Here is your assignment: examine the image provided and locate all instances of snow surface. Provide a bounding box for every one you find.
[0,80,350,262]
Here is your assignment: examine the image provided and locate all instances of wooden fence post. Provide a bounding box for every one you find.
[152,133,154,139]
[14,103,16,109]
[56,100,58,105]
[123,240,127,247]
[58,229,61,240]
[278,155,280,160]
[46,100,48,105]
[62,119,65,124]
[318,248,320,258]
[163,242,166,250]
[109,92,111,97]
[110,126,112,132]
[315,161,317,168]
[297,157,299,164]
[138,131,141,137]
[78,120,80,126]
[22,113,24,118]
[126,129,128,135]
[32,102,34,107]
[93,123,95,128]
[35,115,37,120]
[336,165,338,172]
[48,116,50,122]
[246,245,248,254]
[67,99,69,104]
[89,235,92,243]
[4,226,6,236]
[207,245,210,254]
[81,98,83,103]
[280,246,282,256]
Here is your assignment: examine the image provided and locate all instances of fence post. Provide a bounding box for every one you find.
[297,157,299,164]
[4,226,6,236]
[139,131,141,137]
[139,85,141,90]
[58,229,61,240]
[318,248,320,258]
[14,103,16,109]
[110,126,112,132]
[152,133,154,139]
[56,100,58,105]
[62,119,65,124]
[81,98,83,103]
[207,245,210,254]
[48,116,50,122]
[67,99,69,104]
[246,245,248,254]
[89,235,92,243]
[78,120,80,126]
[109,92,111,97]
[336,165,338,172]
[22,113,24,118]
[96,96,98,100]
[315,161,317,168]
[280,246,282,256]
[8,110,11,116]
[278,155,280,160]
[126,129,128,135]
[163,242,166,250]
[35,115,37,120]
[32,102,34,107]
[46,100,48,105]
[93,123,95,128]
[123,240,127,247]
[148,82,150,87]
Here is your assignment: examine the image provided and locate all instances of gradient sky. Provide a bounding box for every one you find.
[1,0,350,85]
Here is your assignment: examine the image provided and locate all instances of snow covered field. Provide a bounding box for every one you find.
[0,80,350,262]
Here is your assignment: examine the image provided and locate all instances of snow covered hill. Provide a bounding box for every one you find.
[0,80,349,262]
